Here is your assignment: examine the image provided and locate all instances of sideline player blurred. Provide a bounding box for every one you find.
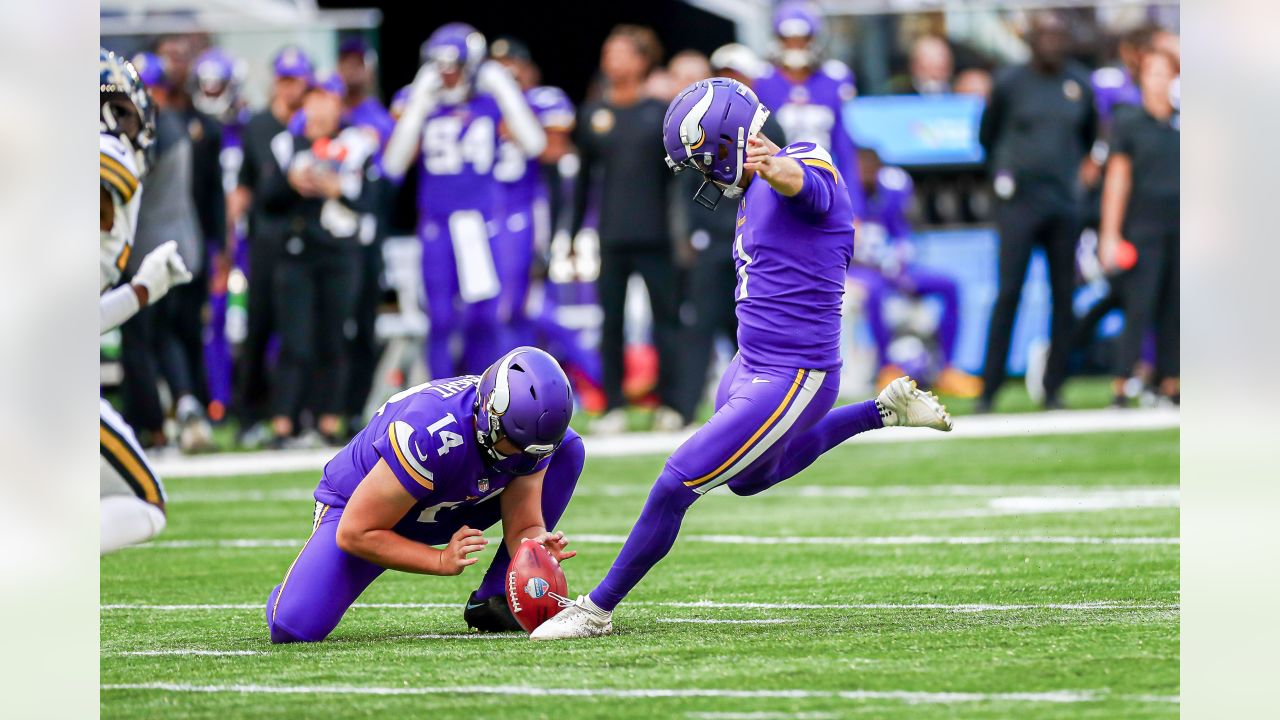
[532,79,952,639]
[488,37,576,350]
[383,23,546,378]
[753,0,861,203]
[265,347,582,642]
[99,50,193,553]
[847,147,982,397]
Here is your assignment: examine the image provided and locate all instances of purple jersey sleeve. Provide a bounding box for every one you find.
[528,86,575,131]
[777,142,841,215]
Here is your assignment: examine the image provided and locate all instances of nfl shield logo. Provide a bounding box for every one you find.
[525,577,549,599]
[478,478,489,494]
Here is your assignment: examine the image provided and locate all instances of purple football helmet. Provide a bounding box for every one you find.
[192,48,244,119]
[474,346,574,475]
[663,78,771,210]
[421,22,487,76]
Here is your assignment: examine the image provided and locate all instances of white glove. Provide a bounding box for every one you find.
[133,240,193,305]
[409,61,443,106]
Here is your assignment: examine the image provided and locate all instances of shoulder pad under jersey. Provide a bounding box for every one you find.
[780,141,839,179]
[821,59,857,101]
[528,86,575,130]
[100,133,140,204]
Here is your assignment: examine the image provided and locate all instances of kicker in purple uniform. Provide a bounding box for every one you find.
[530,77,954,640]
[266,346,582,643]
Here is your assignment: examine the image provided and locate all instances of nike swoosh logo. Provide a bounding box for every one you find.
[414,444,430,462]
[465,602,485,610]
[751,377,770,384]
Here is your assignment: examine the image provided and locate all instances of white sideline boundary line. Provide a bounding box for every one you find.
[110,650,260,657]
[99,682,1178,705]
[127,534,1179,550]
[101,600,1178,613]
[151,407,1179,479]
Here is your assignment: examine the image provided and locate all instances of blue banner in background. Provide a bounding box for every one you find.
[845,94,986,167]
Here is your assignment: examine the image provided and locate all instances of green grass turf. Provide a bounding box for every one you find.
[102,428,1178,719]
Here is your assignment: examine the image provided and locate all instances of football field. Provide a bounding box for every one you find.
[102,427,1179,719]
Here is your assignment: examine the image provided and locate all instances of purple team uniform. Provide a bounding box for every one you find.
[846,166,962,368]
[413,94,508,377]
[590,142,885,611]
[754,61,864,207]
[493,86,575,345]
[266,375,583,643]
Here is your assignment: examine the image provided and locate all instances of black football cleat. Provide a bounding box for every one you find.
[464,590,523,633]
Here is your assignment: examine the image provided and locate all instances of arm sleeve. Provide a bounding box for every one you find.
[978,76,1006,164]
[371,420,440,501]
[236,123,257,190]
[479,61,546,156]
[569,106,595,237]
[1110,110,1135,157]
[781,159,839,216]
[1079,80,1100,156]
[100,283,141,333]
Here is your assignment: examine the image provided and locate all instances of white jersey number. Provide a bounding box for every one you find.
[423,115,495,175]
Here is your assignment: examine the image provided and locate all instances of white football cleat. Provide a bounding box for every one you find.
[876,376,953,432]
[529,595,613,640]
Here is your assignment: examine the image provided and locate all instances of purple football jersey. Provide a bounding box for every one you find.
[754,60,858,181]
[732,142,854,372]
[417,94,505,218]
[344,96,395,151]
[496,85,575,208]
[1091,66,1141,127]
[851,166,914,266]
[315,376,552,543]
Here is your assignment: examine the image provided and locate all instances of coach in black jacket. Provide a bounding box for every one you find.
[259,73,378,447]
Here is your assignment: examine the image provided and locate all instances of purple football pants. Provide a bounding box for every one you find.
[491,209,536,352]
[266,434,585,643]
[589,355,884,612]
[847,265,961,367]
[419,216,505,378]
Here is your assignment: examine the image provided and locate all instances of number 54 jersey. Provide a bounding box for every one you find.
[417,95,504,219]
[314,376,558,542]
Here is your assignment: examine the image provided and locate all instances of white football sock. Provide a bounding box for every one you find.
[101,495,166,555]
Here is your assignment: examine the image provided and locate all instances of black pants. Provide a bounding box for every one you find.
[119,299,165,438]
[160,269,208,405]
[1115,217,1179,379]
[344,239,385,422]
[981,195,1079,403]
[598,244,682,411]
[119,271,207,437]
[235,237,281,427]
[673,245,738,420]
[271,244,360,419]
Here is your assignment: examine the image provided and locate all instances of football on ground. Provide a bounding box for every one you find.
[101,427,1179,719]
[507,537,569,633]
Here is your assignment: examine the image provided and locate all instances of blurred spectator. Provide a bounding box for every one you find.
[953,67,993,99]
[708,43,767,84]
[670,47,787,425]
[232,45,312,446]
[668,50,710,94]
[335,37,395,432]
[1092,26,1151,129]
[976,11,1097,412]
[119,52,216,452]
[889,35,954,95]
[1099,49,1179,406]
[572,25,683,434]
[847,147,982,397]
[261,74,379,447]
[154,35,194,109]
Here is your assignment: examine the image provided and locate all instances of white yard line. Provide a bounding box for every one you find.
[101,600,1178,613]
[125,534,1179,551]
[109,649,260,657]
[656,618,798,625]
[687,714,838,720]
[165,483,1180,503]
[151,407,1179,479]
[99,682,1178,704]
